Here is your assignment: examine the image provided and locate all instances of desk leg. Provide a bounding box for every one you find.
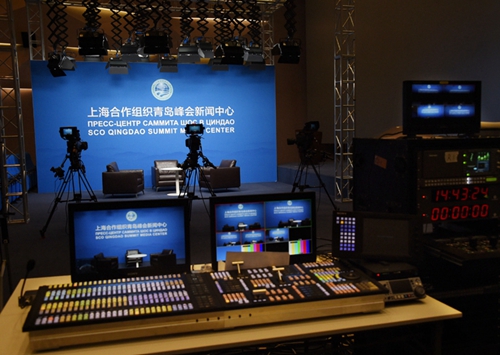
[431,321,443,355]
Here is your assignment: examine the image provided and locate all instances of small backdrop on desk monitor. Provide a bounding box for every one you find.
[31,61,277,193]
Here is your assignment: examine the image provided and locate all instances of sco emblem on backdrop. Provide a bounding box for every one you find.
[126,211,138,222]
[151,79,174,101]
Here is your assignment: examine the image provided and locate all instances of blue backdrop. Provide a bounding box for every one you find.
[31,61,277,193]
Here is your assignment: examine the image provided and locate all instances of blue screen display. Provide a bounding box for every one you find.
[69,199,189,281]
[403,80,481,136]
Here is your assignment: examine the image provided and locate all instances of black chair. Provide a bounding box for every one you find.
[102,161,145,196]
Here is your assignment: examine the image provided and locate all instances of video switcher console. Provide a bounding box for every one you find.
[23,261,387,351]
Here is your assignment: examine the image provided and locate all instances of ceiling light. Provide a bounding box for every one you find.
[78,29,108,56]
[105,56,129,74]
[272,38,301,64]
[244,44,265,70]
[143,30,171,55]
[158,56,178,73]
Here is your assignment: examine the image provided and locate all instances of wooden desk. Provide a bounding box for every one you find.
[0,275,461,355]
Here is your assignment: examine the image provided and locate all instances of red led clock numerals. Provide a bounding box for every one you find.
[430,204,489,221]
[433,186,488,202]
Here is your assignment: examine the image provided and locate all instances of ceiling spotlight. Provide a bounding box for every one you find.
[59,55,76,71]
[210,57,229,71]
[121,40,149,63]
[178,38,201,63]
[47,53,66,77]
[143,30,171,55]
[217,39,244,65]
[78,29,108,56]
[272,38,301,64]
[105,56,129,74]
[158,56,178,73]
[196,37,214,59]
[244,44,265,70]
[47,52,76,77]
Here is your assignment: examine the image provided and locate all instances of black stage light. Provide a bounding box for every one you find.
[143,31,171,54]
[120,41,149,63]
[59,54,76,71]
[197,37,214,59]
[105,56,129,74]
[120,42,139,54]
[178,44,201,63]
[272,38,301,64]
[209,57,229,71]
[219,40,244,65]
[244,45,265,71]
[78,30,108,56]
[47,53,66,77]
[158,56,178,73]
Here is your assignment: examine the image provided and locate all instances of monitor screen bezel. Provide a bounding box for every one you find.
[68,198,191,282]
[209,192,317,271]
[332,210,420,263]
[402,80,482,137]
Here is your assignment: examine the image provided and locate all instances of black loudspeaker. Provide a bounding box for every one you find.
[353,138,415,214]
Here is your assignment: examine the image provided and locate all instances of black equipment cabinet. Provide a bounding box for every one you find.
[352,136,500,354]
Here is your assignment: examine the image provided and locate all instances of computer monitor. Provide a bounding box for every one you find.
[402,80,481,137]
[332,210,420,262]
[68,198,190,282]
[210,192,317,271]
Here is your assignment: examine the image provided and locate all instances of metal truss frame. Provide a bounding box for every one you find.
[25,0,285,63]
[333,0,355,202]
[0,0,29,223]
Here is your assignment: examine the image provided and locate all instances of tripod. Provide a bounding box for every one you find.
[40,155,97,237]
[180,150,216,199]
[291,150,337,209]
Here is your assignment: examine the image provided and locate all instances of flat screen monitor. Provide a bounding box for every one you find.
[210,192,317,271]
[402,80,481,137]
[332,210,420,262]
[68,199,190,282]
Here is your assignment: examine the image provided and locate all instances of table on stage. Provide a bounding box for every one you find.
[0,275,461,355]
[159,167,183,196]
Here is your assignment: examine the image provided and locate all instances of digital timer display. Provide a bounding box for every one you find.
[426,186,490,221]
[432,186,488,202]
[429,204,489,221]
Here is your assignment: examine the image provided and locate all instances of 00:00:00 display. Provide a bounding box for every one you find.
[429,204,489,221]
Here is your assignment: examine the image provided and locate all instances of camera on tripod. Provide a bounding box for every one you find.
[42,127,97,237]
[287,121,323,165]
[50,126,89,178]
[184,123,204,152]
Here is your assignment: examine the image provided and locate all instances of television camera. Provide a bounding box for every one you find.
[287,121,336,208]
[51,127,88,178]
[287,121,323,165]
[182,123,216,170]
[42,126,96,238]
[180,123,216,197]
